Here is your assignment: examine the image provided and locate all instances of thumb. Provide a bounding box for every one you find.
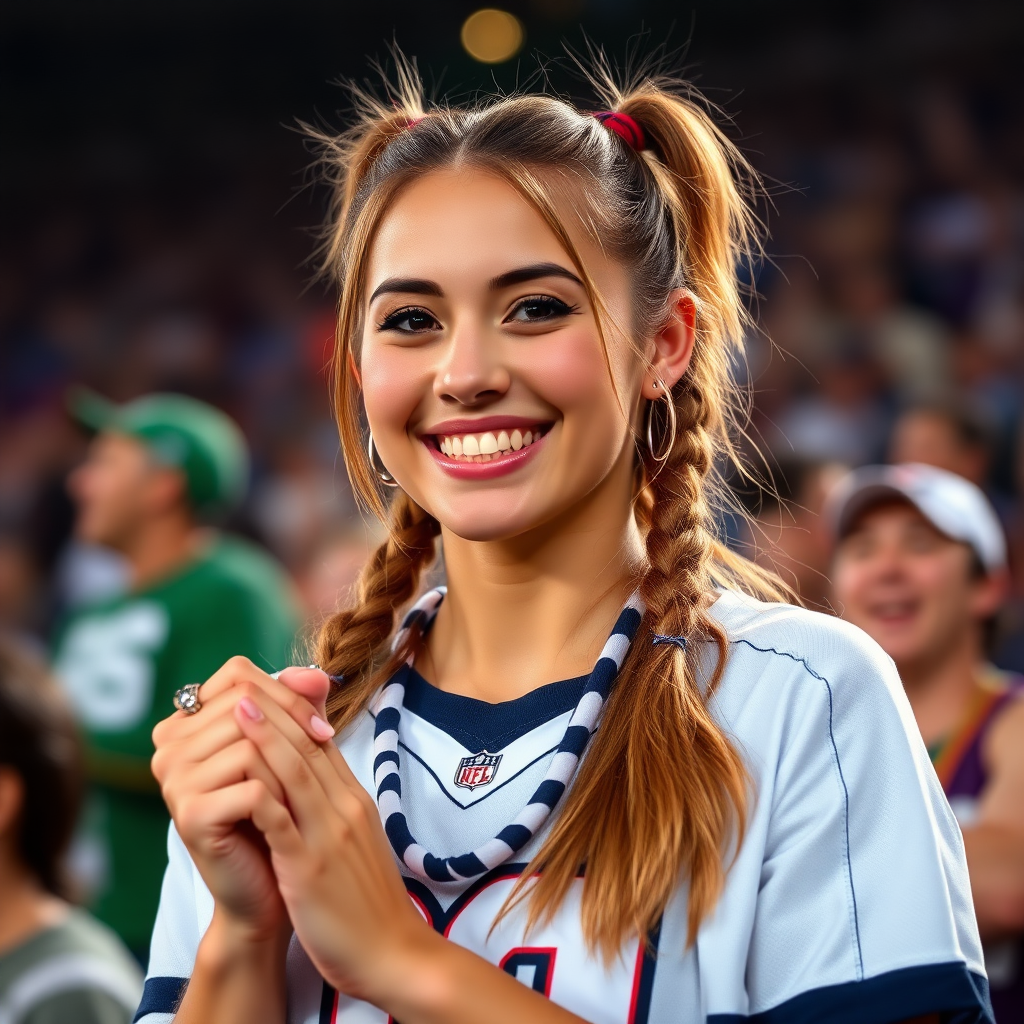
[276,666,330,721]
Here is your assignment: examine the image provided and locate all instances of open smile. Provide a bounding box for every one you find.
[420,416,554,479]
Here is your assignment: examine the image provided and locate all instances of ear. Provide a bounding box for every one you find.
[146,466,189,516]
[0,768,25,840]
[970,565,1009,621]
[641,289,696,401]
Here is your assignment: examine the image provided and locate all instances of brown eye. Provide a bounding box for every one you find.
[505,295,578,323]
[378,307,440,333]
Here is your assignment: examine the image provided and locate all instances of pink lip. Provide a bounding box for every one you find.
[421,415,550,435]
[424,430,548,480]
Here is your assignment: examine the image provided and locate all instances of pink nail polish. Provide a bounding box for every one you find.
[310,715,335,741]
[238,696,263,721]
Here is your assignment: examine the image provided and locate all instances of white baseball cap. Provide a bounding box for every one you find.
[826,462,1007,573]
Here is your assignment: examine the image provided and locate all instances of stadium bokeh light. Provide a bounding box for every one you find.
[460,9,524,64]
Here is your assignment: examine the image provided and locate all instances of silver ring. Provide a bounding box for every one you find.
[173,683,202,715]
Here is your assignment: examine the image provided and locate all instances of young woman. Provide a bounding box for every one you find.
[139,68,989,1024]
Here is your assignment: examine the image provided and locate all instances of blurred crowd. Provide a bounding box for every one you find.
[737,80,1024,670]
[1,79,1023,661]
[0,185,379,648]
[2,58,1024,1021]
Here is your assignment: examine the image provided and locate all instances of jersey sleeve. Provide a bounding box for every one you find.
[134,823,207,1023]
[702,610,991,1023]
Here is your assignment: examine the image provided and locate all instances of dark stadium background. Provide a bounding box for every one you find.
[2,0,1024,664]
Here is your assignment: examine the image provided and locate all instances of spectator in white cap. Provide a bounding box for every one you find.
[829,462,1024,1023]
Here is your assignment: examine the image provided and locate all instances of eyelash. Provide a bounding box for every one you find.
[375,295,580,333]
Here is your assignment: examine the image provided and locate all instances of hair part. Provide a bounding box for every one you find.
[312,55,790,956]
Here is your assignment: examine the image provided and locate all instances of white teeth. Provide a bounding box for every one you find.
[438,427,544,460]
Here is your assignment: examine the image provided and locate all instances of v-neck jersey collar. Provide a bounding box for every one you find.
[398,664,590,753]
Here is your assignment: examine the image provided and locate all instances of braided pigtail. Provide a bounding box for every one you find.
[319,491,440,731]
[499,83,770,955]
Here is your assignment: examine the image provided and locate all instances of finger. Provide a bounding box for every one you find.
[175,778,290,845]
[233,695,343,835]
[276,666,331,721]
[153,707,244,783]
[176,738,285,805]
[234,696,386,871]
[161,670,332,751]
[245,778,304,859]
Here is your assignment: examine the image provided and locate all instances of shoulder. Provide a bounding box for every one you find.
[982,671,1024,768]
[0,910,142,1024]
[707,589,925,799]
[184,537,298,615]
[710,588,903,711]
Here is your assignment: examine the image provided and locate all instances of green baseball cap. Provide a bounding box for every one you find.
[69,388,250,519]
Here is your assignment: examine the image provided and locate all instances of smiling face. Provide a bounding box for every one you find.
[359,168,673,544]
[831,500,997,671]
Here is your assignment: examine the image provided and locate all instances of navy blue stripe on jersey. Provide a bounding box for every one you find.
[374,705,400,738]
[423,851,458,882]
[531,778,567,809]
[706,960,992,1023]
[377,772,401,798]
[448,851,489,877]
[401,665,589,751]
[370,587,645,883]
[133,976,188,1020]
[496,822,533,850]
[384,812,416,858]
[558,723,591,757]
[373,749,399,774]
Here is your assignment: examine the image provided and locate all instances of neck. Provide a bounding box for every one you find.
[123,513,207,591]
[899,628,985,746]
[425,475,644,703]
[0,852,66,957]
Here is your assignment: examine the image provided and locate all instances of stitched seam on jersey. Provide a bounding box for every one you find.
[732,639,864,980]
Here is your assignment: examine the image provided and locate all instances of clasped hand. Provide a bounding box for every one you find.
[151,658,434,1005]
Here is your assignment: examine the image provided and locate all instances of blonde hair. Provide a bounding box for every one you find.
[312,58,789,957]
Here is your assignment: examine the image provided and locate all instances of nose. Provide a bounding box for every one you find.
[434,324,511,407]
[869,543,909,584]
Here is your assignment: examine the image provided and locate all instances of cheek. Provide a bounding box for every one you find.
[359,342,426,440]
[832,560,867,608]
[529,326,633,440]
[914,558,968,614]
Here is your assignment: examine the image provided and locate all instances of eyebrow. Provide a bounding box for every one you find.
[367,262,583,304]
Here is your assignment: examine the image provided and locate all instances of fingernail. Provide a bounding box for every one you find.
[238,697,263,721]
[310,714,335,741]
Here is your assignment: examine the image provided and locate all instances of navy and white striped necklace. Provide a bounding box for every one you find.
[371,587,645,883]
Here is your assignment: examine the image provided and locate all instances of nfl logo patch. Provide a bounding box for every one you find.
[454,751,503,791]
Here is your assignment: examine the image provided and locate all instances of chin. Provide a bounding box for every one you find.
[438,511,545,544]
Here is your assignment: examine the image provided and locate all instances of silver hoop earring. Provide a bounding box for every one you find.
[645,384,677,464]
[367,433,399,488]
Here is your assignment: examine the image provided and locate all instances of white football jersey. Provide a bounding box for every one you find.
[136,590,991,1023]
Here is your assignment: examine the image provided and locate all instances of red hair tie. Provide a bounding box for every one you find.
[592,111,645,152]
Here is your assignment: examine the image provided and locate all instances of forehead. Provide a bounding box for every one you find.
[92,430,149,463]
[366,167,619,293]
[842,498,948,543]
